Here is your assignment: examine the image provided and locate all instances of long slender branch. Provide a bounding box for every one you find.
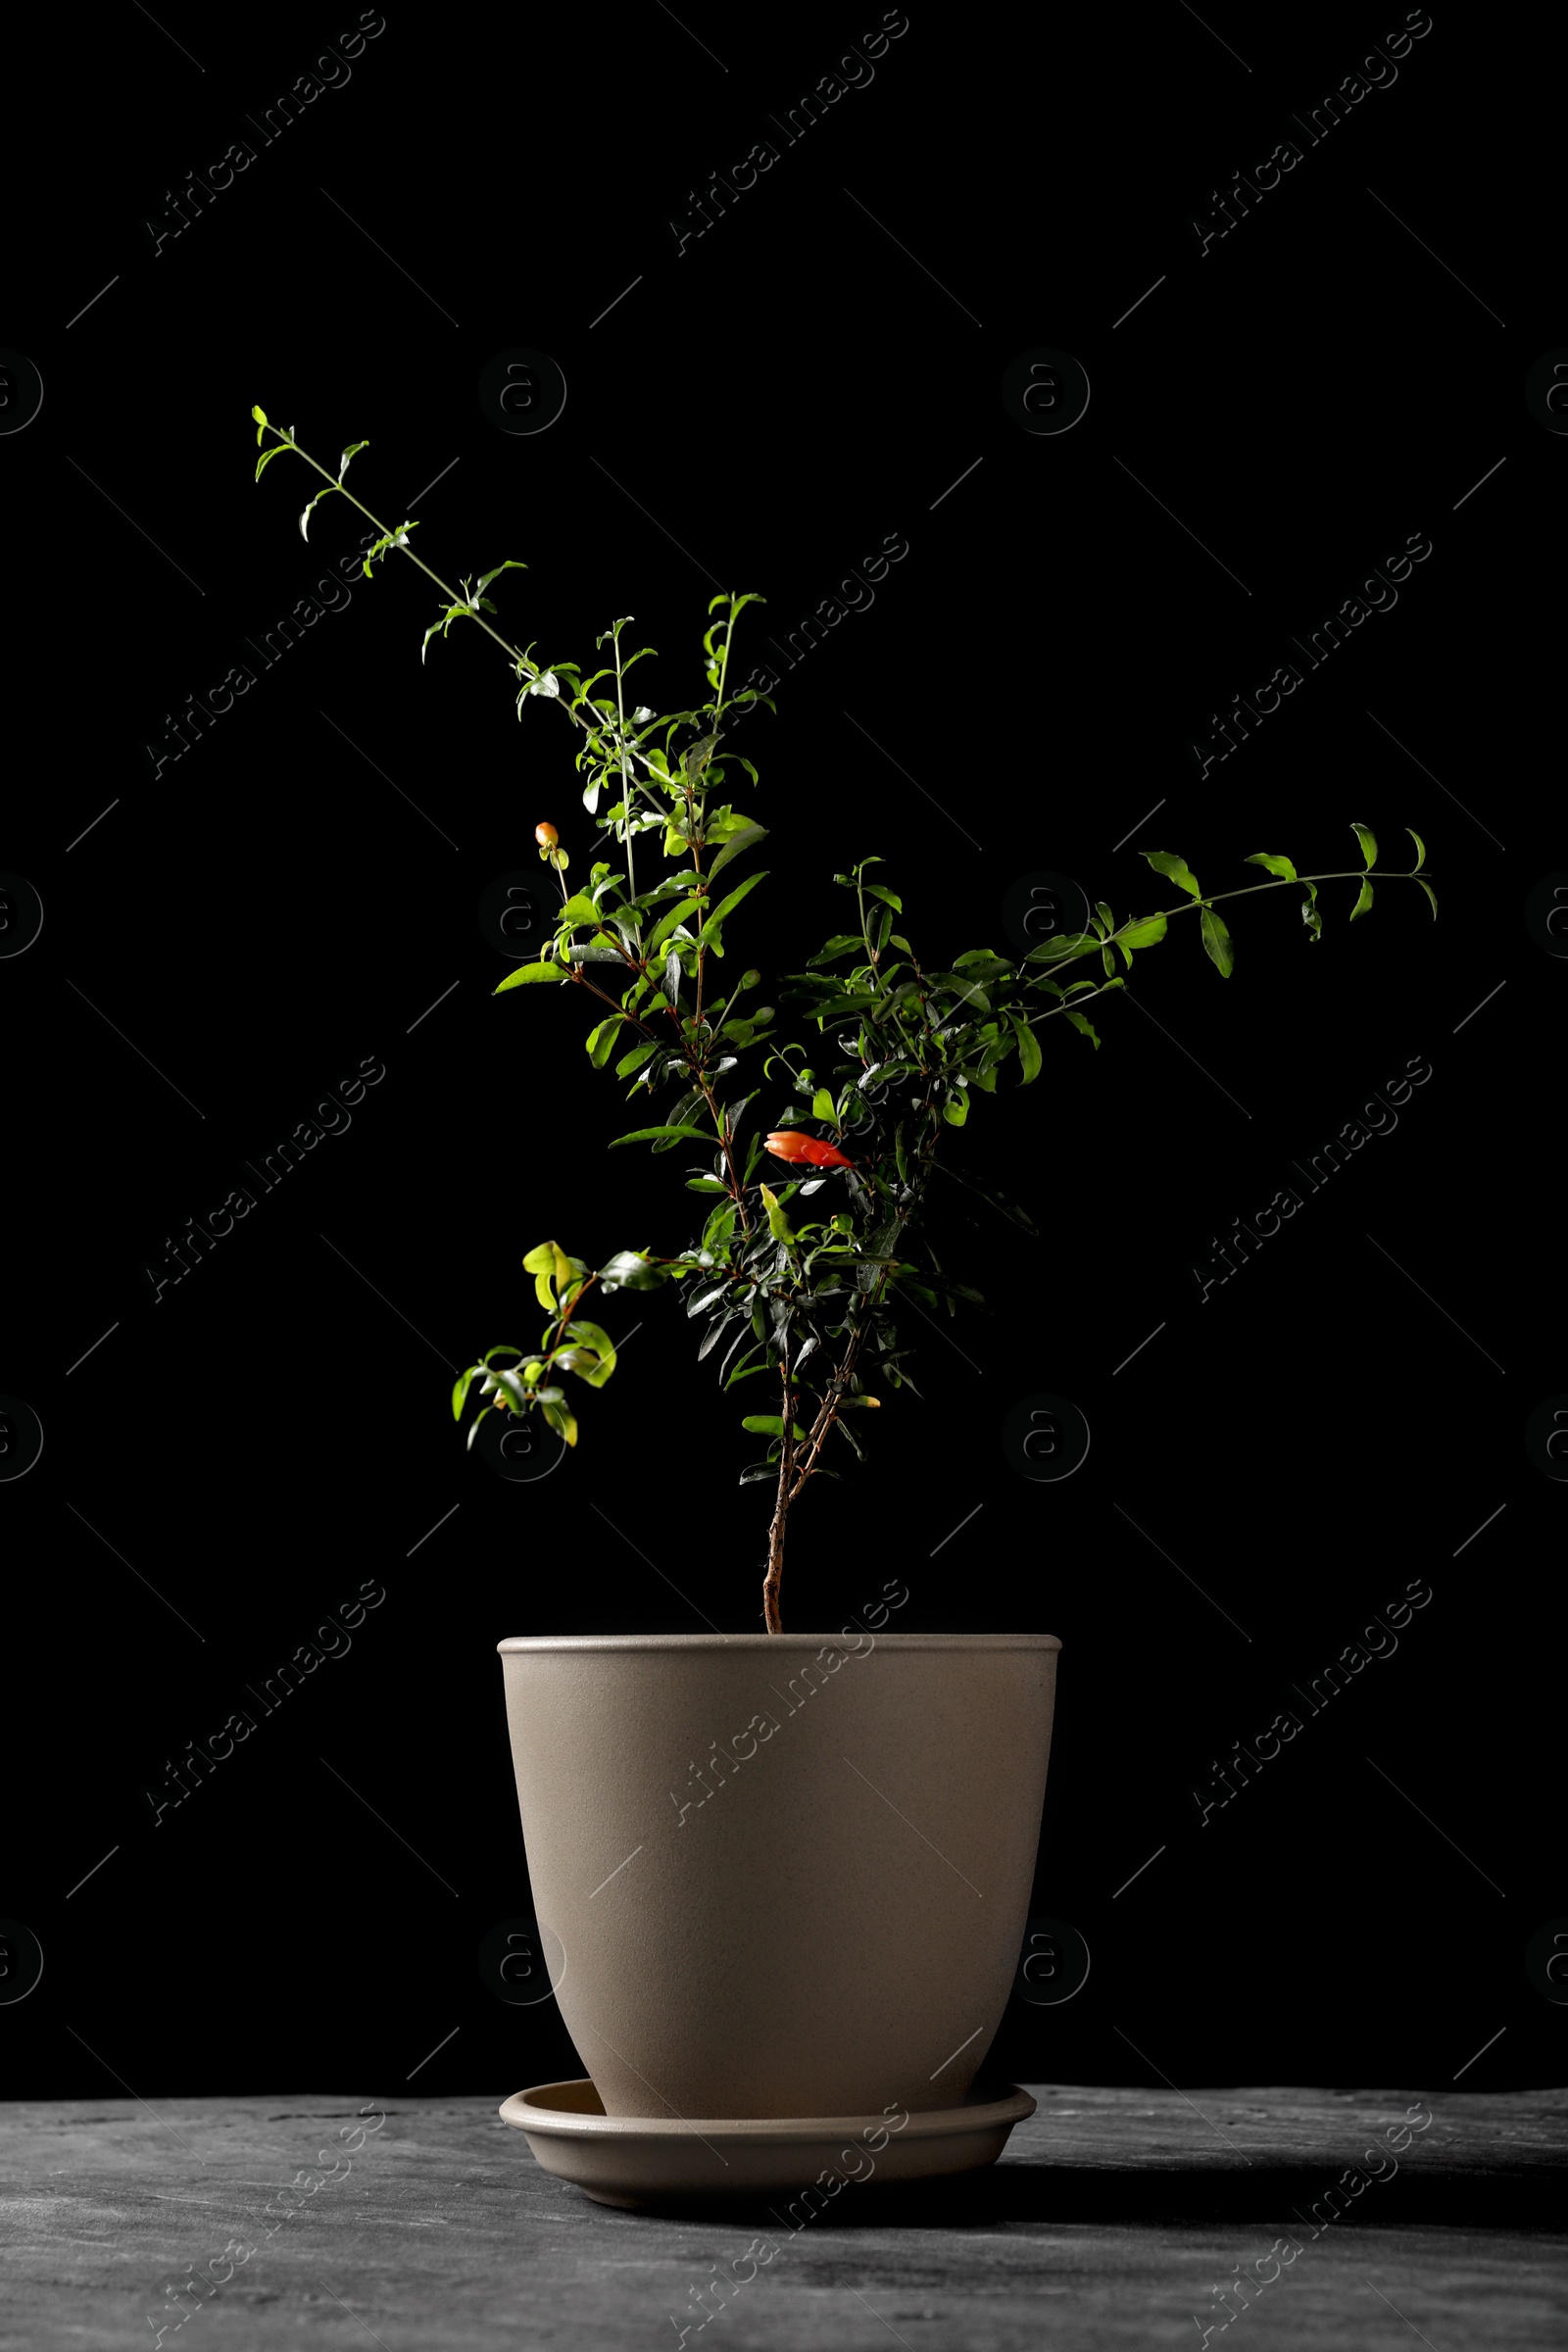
[263,423,569,704]
[611,625,636,903]
[270,423,689,855]
[1021,867,1430,1017]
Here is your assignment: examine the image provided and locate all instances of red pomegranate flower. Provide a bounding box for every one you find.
[764,1130,856,1170]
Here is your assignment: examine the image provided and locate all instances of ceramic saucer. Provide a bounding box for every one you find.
[499,2078,1036,2207]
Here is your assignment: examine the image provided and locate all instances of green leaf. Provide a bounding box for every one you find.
[452,1365,476,1421]
[1024,931,1099,964]
[338,441,369,477]
[597,1250,668,1293]
[811,1088,837,1122]
[742,1415,808,1441]
[1096,900,1115,935]
[466,1405,492,1452]
[1064,1008,1101,1047]
[476,559,526,594]
[1244,852,1297,881]
[608,1124,712,1148]
[1012,1016,1043,1084]
[943,1092,969,1126]
[1350,823,1378,871]
[698,869,768,949]
[254,441,300,482]
[950,951,1014,980]
[584,1015,623,1067]
[1405,828,1427,871]
[558,893,601,927]
[521,1239,572,1311]
[681,730,720,784]
[807,934,864,967]
[299,485,340,542]
[540,1399,579,1447]
[1413,876,1438,919]
[760,1183,796,1244]
[1200,906,1235,976]
[615,1040,659,1080]
[1144,851,1201,900]
[707,821,768,884]
[646,893,702,957]
[252,404,269,434]
[564,1318,618,1388]
[1116,912,1167,962]
[1349,877,1374,922]
[495,959,564,993]
[864,883,903,912]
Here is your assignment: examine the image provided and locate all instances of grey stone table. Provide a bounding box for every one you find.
[3,2086,1565,2350]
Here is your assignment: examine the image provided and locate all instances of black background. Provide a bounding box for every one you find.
[3,2,1557,2102]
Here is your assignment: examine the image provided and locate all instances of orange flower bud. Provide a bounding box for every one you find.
[764,1130,856,1171]
[535,821,559,848]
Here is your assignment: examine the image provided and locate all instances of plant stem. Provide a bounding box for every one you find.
[713,602,734,721]
[1022,867,1429,1018]
[612,625,636,903]
[268,425,761,1223]
[762,1337,795,1634]
[265,425,563,701]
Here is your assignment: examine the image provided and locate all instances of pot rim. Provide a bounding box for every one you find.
[497,1632,1061,1652]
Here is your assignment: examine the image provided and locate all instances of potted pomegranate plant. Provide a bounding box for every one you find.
[251,409,1438,2204]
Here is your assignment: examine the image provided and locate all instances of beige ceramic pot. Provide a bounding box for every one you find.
[498,1631,1060,2122]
